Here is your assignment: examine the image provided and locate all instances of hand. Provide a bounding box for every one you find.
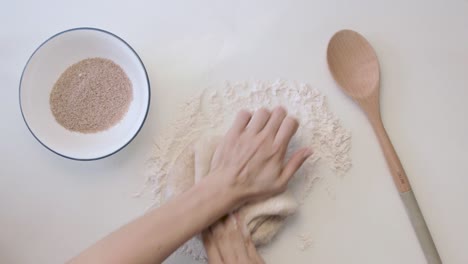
[203,213,265,264]
[207,107,312,206]
[68,107,311,264]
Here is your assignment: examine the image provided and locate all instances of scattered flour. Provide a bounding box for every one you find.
[297,234,314,251]
[138,80,352,261]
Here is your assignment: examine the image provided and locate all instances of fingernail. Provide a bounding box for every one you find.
[229,213,238,228]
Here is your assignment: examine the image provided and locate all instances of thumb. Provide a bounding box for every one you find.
[280,148,313,184]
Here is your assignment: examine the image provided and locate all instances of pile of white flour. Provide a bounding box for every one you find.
[139,80,352,261]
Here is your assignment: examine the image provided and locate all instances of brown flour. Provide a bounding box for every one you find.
[49,57,133,133]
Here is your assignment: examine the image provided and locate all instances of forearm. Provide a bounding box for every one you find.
[69,175,238,264]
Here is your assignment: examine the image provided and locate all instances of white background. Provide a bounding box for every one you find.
[1,0,467,263]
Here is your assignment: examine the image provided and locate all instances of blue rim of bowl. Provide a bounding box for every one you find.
[19,27,151,161]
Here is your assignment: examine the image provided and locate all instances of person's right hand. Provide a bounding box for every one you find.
[203,213,265,264]
[207,106,312,208]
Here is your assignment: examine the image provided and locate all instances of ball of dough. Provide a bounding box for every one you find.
[163,134,298,246]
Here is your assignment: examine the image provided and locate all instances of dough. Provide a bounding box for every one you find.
[163,134,298,246]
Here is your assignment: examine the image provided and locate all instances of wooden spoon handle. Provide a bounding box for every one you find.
[401,191,442,263]
[369,115,442,263]
[369,117,411,192]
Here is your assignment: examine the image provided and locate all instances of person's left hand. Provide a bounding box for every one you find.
[202,213,265,264]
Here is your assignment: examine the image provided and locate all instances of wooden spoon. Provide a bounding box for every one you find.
[327,29,441,264]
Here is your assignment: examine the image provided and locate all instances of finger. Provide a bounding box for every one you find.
[226,214,251,263]
[202,229,224,264]
[234,212,265,264]
[215,214,253,264]
[227,110,252,136]
[228,214,250,253]
[234,211,250,239]
[279,148,313,184]
[273,116,299,152]
[209,250,224,263]
[212,218,238,263]
[245,237,265,264]
[246,108,271,134]
[262,106,287,135]
[211,215,229,236]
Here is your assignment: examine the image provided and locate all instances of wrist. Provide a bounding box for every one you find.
[199,171,243,212]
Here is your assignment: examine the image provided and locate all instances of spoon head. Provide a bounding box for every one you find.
[327,30,380,99]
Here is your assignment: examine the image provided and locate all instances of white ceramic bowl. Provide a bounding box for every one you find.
[20,28,150,160]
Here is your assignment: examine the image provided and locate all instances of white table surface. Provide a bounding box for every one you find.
[1,0,467,263]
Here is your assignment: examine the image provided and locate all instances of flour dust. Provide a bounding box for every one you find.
[138,80,352,261]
